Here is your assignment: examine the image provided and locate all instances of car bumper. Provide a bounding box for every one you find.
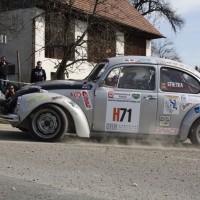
[0,114,20,122]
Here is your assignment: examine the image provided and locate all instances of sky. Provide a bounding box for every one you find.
[154,0,200,68]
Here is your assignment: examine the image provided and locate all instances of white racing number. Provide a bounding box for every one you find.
[105,91,141,133]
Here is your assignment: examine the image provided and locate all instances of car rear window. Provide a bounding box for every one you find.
[160,67,200,94]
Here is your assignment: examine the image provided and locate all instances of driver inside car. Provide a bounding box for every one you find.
[105,75,119,86]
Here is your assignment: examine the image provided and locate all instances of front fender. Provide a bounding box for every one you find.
[16,92,90,138]
[179,104,200,141]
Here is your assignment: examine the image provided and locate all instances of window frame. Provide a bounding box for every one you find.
[104,65,156,91]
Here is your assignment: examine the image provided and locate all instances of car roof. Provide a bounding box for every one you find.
[101,56,199,77]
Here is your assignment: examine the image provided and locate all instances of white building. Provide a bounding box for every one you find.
[0,0,163,84]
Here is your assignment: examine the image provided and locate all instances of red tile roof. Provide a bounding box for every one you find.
[61,0,164,39]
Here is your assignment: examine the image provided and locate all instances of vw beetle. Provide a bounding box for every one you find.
[0,56,200,144]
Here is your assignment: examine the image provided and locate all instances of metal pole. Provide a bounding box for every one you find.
[16,50,21,88]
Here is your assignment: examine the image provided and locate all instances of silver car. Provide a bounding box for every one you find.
[0,56,200,144]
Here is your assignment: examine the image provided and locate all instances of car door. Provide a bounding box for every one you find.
[93,64,158,134]
[156,67,200,135]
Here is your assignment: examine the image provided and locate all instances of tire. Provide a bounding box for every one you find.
[29,104,68,142]
[189,119,200,145]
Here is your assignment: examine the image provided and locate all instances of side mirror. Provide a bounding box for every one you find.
[99,80,105,87]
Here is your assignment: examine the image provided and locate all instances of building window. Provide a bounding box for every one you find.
[88,24,116,63]
[45,13,75,60]
[124,33,146,56]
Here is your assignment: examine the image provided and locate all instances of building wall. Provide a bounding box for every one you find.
[34,12,59,80]
[146,40,151,56]
[0,8,39,83]
[34,17,94,80]
[0,7,152,83]
[35,18,126,80]
[116,31,124,56]
[70,19,93,79]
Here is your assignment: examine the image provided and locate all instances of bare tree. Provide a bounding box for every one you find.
[129,0,185,33]
[0,0,167,80]
[195,66,199,72]
[151,39,181,62]
[0,1,46,40]
[35,0,120,79]
[0,0,128,80]
[128,0,184,61]
[0,2,20,34]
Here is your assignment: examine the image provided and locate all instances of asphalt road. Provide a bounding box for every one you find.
[0,124,199,200]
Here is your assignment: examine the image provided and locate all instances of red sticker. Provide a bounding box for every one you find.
[82,91,92,109]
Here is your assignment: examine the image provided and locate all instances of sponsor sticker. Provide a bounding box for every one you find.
[82,84,90,89]
[194,107,200,113]
[155,127,179,135]
[164,95,180,115]
[108,91,115,98]
[107,91,141,102]
[24,94,49,108]
[181,103,192,111]
[180,95,187,102]
[71,91,81,99]
[82,91,92,110]
[159,116,170,127]
[52,96,64,100]
[167,82,183,88]
[132,93,140,100]
[187,95,200,104]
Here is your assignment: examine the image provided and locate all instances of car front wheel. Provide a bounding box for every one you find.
[29,104,68,142]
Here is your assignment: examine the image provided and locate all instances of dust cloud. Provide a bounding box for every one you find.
[61,133,196,150]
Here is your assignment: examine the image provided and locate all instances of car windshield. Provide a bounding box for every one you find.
[84,62,108,82]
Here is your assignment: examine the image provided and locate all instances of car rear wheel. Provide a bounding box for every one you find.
[29,104,68,142]
[189,119,200,145]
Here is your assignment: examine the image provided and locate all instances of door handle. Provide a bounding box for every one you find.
[144,95,157,100]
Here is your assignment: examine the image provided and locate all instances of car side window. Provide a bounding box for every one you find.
[160,68,200,94]
[118,66,155,90]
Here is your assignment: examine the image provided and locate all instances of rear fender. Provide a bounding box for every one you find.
[16,92,90,138]
[179,104,200,141]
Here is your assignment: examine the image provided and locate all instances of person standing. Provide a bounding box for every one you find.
[0,56,8,92]
[30,61,46,83]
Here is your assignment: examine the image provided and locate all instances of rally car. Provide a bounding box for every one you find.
[0,56,200,144]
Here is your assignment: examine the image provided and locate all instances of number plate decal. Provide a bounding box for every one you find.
[105,91,141,132]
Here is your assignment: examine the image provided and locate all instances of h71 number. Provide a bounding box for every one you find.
[113,108,132,122]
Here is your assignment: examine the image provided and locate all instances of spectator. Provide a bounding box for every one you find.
[4,84,15,99]
[0,56,8,92]
[30,61,46,83]
[0,84,16,114]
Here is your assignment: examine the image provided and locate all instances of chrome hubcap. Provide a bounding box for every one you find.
[37,113,58,134]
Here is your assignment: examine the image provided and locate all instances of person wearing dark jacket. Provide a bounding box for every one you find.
[0,56,8,92]
[30,61,46,83]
